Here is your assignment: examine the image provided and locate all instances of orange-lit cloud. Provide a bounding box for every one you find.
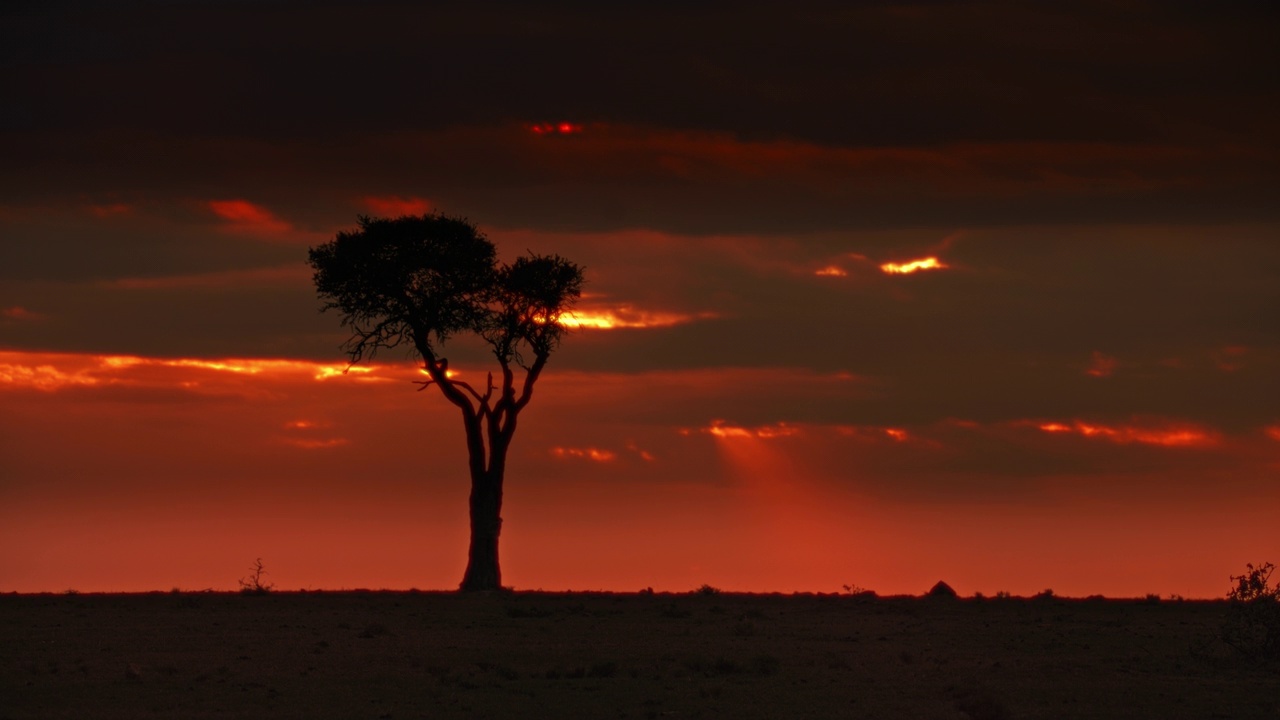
[1086,351,1118,378]
[207,199,293,236]
[834,424,922,444]
[550,446,616,462]
[0,351,386,392]
[0,362,101,391]
[361,195,432,216]
[808,252,871,279]
[316,365,379,380]
[559,304,715,330]
[880,256,947,274]
[884,428,909,442]
[1265,426,1280,442]
[1035,419,1217,447]
[698,420,800,440]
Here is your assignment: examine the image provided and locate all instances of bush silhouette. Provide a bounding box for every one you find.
[1221,562,1279,661]
[238,558,274,595]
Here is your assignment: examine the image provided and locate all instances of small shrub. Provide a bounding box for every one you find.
[238,558,275,594]
[843,583,877,599]
[695,584,721,596]
[1229,562,1278,603]
[1220,561,1280,662]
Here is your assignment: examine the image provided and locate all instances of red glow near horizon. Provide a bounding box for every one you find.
[0,348,1273,598]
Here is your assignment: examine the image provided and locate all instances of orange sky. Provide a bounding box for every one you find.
[1,349,1275,597]
[2,2,1277,597]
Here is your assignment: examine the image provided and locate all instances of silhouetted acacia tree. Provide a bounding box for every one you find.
[309,214,584,591]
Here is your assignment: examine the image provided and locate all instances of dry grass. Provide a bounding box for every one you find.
[1,590,1276,719]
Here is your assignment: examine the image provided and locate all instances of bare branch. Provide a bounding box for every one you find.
[514,352,548,412]
[451,380,489,404]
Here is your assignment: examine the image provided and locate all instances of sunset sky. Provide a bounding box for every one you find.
[2,1,1277,597]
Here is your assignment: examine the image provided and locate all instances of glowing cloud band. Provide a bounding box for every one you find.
[880,256,947,275]
[1036,420,1216,447]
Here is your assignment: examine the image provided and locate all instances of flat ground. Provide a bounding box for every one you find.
[2,591,1275,719]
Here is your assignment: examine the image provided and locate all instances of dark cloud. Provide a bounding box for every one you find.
[5,1,1275,147]
[3,126,1274,241]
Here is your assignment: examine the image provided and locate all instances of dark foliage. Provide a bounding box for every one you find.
[1221,561,1280,661]
[309,214,582,366]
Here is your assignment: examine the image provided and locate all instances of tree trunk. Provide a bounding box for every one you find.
[454,371,520,592]
[459,468,503,591]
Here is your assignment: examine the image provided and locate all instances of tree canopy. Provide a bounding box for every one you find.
[310,214,581,365]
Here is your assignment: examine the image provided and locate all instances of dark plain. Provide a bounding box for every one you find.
[2,591,1276,719]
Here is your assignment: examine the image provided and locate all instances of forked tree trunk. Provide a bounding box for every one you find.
[458,410,514,592]
[439,353,537,592]
[459,468,503,591]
